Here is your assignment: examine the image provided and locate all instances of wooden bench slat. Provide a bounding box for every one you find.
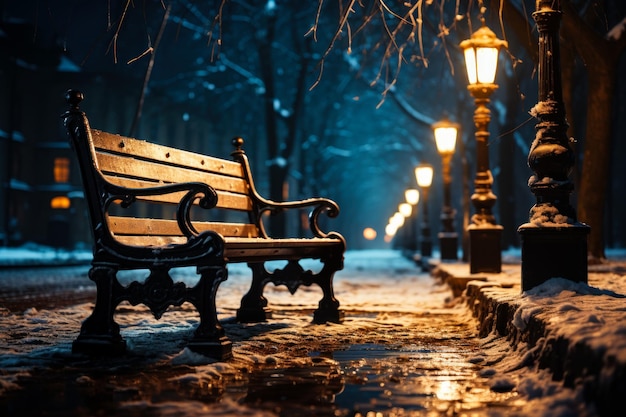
[110,234,341,261]
[92,130,245,178]
[96,152,249,194]
[102,175,253,210]
[224,237,343,262]
[108,216,260,238]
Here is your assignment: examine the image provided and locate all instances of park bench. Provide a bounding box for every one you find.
[63,89,345,360]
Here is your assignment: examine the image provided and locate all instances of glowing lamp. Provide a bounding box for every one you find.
[399,203,412,218]
[405,189,419,206]
[460,24,507,86]
[415,165,434,188]
[432,118,459,155]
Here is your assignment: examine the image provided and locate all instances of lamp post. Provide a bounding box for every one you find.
[460,21,507,273]
[433,118,459,261]
[415,164,433,268]
[518,0,589,291]
[404,188,420,255]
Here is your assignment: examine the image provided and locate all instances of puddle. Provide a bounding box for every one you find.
[318,343,519,415]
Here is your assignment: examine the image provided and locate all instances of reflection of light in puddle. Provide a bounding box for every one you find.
[322,343,523,414]
[435,380,459,401]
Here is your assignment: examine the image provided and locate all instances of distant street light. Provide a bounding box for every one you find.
[415,164,433,266]
[405,189,420,206]
[363,227,377,241]
[518,0,590,291]
[404,188,420,254]
[460,21,507,273]
[433,118,459,261]
[399,203,412,218]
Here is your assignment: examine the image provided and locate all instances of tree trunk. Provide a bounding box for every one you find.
[576,61,615,261]
[256,9,286,237]
[560,1,626,261]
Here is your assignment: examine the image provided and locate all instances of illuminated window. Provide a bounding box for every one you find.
[54,157,70,183]
[51,196,71,209]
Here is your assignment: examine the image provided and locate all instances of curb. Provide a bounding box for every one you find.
[434,263,626,417]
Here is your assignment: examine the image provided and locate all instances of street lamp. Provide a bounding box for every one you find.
[405,189,419,206]
[433,118,459,261]
[518,0,589,291]
[398,203,412,218]
[403,188,420,257]
[415,164,433,265]
[460,22,507,273]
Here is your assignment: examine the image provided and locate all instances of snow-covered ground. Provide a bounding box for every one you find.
[0,242,93,266]
[1,246,625,416]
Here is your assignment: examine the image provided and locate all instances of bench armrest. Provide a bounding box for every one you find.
[101,179,218,238]
[257,197,340,238]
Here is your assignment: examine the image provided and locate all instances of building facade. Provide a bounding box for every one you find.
[0,57,221,249]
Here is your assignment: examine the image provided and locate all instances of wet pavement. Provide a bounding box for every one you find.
[0,251,594,416]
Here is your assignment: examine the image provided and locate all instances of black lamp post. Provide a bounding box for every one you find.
[404,188,420,255]
[518,0,590,291]
[415,164,433,259]
[433,119,459,261]
[460,22,507,274]
[398,201,414,254]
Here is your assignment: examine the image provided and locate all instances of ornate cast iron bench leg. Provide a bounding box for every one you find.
[313,258,344,324]
[236,263,273,323]
[186,265,233,360]
[72,266,126,355]
[236,258,344,324]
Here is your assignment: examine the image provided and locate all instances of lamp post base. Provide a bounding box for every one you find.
[518,224,590,292]
[469,225,502,274]
[413,241,433,271]
[438,232,458,261]
[421,240,432,258]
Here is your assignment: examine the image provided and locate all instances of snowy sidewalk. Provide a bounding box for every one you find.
[1,245,625,415]
[434,251,626,417]
[0,244,92,267]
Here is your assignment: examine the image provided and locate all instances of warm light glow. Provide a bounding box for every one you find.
[460,24,507,86]
[385,223,398,237]
[463,47,478,84]
[436,380,459,401]
[50,196,71,209]
[464,47,499,84]
[405,189,419,205]
[53,157,70,183]
[390,212,405,228]
[415,165,434,187]
[399,203,412,218]
[432,119,459,154]
[363,227,377,240]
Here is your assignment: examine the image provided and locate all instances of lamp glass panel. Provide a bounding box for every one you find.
[434,127,457,153]
[464,48,477,84]
[405,189,420,205]
[415,166,434,187]
[476,47,498,83]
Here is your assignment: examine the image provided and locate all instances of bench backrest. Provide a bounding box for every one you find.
[92,130,261,245]
[64,91,264,248]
